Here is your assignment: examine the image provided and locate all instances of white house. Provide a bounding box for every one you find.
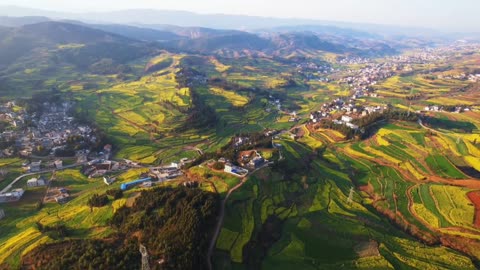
[0,209,5,220]
[30,161,41,172]
[54,160,63,169]
[341,115,353,123]
[346,123,359,129]
[9,188,24,199]
[27,178,46,188]
[224,164,233,173]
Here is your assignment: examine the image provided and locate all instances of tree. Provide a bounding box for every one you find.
[87,194,109,208]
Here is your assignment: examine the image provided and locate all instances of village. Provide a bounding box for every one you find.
[0,100,96,158]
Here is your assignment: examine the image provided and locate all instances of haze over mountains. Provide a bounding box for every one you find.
[0,4,477,89]
[1,5,479,40]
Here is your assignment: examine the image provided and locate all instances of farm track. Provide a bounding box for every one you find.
[207,177,247,270]
[0,162,87,194]
[406,184,436,231]
[110,109,155,141]
[206,164,270,270]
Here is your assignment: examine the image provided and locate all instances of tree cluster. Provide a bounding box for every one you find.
[106,189,123,200]
[24,187,219,270]
[36,222,69,240]
[318,109,419,140]
[87,193,109,208]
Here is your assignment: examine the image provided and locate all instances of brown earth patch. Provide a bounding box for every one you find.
[354,240,380,258]
[467,191,480,228]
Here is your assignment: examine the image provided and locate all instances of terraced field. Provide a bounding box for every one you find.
[0,168,158,268]
[215,136,479,269]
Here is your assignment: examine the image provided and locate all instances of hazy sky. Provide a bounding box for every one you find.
[2,0,479,31]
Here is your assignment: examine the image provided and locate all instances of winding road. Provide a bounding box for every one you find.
[206,163,271,270]
[0,162,86,194]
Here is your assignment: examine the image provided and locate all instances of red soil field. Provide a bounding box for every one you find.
[467,191,480,228]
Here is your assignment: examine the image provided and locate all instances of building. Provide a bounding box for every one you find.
[30,161,42,172]
[26,177,46,188]
[224,164,232,173]
[341,115,353,123]
[346,123,359,130]
[248,156,265,169]
[224,163,248,177]
[141,181,153,188]
[54,160,63,169]
[0,209,5,220]
[55,193,70,204]
[1,188,25,201]
[11,188,25,198]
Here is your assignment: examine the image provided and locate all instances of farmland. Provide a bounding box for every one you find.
[1,34,480,270]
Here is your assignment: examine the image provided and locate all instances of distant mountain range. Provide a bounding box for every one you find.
[0,16,398,59]
[1,5,475,39]
[0,21,154,71]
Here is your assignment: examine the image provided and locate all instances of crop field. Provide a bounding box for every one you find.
[210,87,249,107]
[215,135,478,269]
[209,104,480,267]
[2,45,480,269]
[425,155,466,179]
[0,167,157,268]
[374,74,470,105]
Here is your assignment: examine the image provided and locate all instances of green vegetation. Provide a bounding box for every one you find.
[1,23,480,270]
[22,187,219,270]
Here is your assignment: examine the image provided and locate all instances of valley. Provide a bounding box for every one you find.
[0,14,479,270]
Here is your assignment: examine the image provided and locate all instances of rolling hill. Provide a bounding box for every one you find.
[75,23,182,42]
[0,15,50,27]
[0,21,154,69]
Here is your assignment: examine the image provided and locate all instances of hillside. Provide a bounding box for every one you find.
[167,32,273,54]
[0,13,479,270]
[0,21,142,67]
[140,24,247,39]
[269,32,347,53]
[0,16,50,27]
[81,23,182,42]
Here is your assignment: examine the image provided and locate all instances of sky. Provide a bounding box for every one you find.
[1,0,479,31]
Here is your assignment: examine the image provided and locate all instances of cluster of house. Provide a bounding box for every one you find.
[82,159,125,178]
[149,162,184,182]
[338,63,395,98]
[423,105,471,113]
[388,49,445,64]
[468,74,480,82]
[309,98,387,125]
[0,101,96,159]
[0,101,26,131]
[436,73,480,82]
[44,187,70,204]
[238,150,267,170]
[296,62,335,82]
[295,62,334,73]
[333,115,359,130]
[338,57,372,65]
[266,95,283,112]
[0,188,25,203]
[214,150,267,177]
[176,70,207,87]
[119,161,186,191]
[234,136,250,147]
[22,160,63,173]
[337,48,463,100]
[288,111,300,122]
[26,177,47,188]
